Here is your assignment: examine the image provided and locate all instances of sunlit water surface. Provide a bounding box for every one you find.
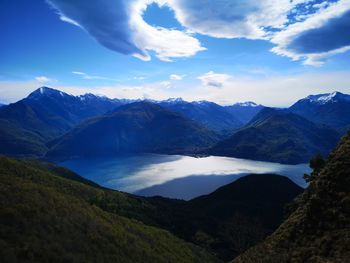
[60,154,310,200]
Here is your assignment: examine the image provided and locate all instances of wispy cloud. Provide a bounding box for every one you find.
[71,71,117,81]
[35,76,57,83]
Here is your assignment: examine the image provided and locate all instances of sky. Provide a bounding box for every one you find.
[0,0,350,106]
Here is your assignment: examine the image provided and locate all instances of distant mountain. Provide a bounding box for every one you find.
[290,91,350,130]
[47,101,220,158]
[0,103,5,108]
[233,132,350,263]
[159,99,243,133]
[225,101,264,124]
[0,87,127,156]
[208,108,340,164]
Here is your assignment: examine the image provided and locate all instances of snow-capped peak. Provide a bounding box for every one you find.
[28,87,69,99]
[305,92,350,105]
[233,101,260,107]
[162,98,185,104]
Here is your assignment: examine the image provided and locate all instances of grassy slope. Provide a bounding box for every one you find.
[233,132,350,263]
[0,156,219,263]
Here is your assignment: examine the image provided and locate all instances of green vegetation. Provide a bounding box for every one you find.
[0,156,219,263]
[303,154,326,183]
[233,132,350,263]
[0,155,303,262]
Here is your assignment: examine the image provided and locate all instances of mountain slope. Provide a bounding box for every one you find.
[233,132,350,263]
[0,156,219,263]
[0,87,126,156]
[209,108,340,164]
[159,99,243,133]
[0,155,303,262]
[173,174,303,261]
[47,101,220,158]
[290,91,350,130]
[224,102,264,125]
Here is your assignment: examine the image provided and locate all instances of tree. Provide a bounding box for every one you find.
[303,154,326,183]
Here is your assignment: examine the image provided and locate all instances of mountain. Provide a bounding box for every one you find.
[225,102,264,125]
[208,108,340,164]
[47,101,220,158]
[159,99,243,133]
[0,87,126,156]
[290,91,350,130]
[0,156,219,263]
[171,174,303,261]
[0,103,5,108]
[233,132,350,263]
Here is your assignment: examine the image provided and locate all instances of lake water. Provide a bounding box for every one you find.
[60,154,311,200]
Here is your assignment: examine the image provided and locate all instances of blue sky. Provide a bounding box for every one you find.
[0,0,350,106]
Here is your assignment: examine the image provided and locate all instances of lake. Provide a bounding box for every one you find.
[60,154,311,200]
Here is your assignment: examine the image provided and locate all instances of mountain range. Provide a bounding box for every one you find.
[1,87,350,164]
[208,108,341,164]
[158,99,243,133]
[0,87,129,156]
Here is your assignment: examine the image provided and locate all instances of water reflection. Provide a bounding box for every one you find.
[60,154,310,199]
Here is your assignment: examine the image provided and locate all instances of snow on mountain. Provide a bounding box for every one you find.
[304,92,350,105]
[232,101,261,107]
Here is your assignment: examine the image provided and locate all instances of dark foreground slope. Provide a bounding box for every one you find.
[0,157,218,263]
[47,101,219,158]
[175,175,303,261]
[0,156,303,262]
[209,108,340,164]
[233,132,350,263]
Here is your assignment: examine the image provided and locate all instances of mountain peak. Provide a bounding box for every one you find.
[28,87,69,99]
[304,91,350,105]
[161,98,185,104]
[232,101,261,107]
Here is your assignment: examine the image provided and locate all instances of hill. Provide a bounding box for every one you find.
[233,132,350,263]
[169,174,303,261]
[0,156,219,263]
[47,101,220,158]
[209,108,340,164]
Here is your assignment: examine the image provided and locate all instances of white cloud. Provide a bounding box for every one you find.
[170,74,184,80]
[48,0,205,62]
[47,0,350,64]
[271,0,350,65]
[197,71,232,88]
[35,76,56,83]
[167,0,305,39]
